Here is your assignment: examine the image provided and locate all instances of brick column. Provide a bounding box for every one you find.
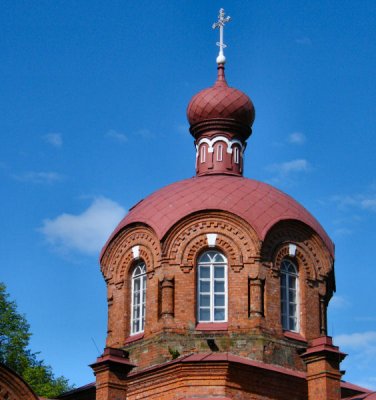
[160,276,174,317]
[301,336,346,400]
[319,295,328,335]
[90,347,135,400]
[106,282,126,348]
[249,278,264,317]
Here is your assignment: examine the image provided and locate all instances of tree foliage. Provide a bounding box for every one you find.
[0,282,73,397]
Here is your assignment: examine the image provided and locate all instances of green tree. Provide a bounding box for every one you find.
[0,282,73,397]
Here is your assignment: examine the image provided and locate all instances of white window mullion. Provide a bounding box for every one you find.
[210,263,213,322]
[225,263,228,321]
[131,275,135,333]
[140,274,145,331]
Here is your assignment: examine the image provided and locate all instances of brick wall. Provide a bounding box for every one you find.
[97,210,339,399]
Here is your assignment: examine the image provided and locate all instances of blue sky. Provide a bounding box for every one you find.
[1,0,375,390]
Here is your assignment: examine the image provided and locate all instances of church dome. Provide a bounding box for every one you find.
[187,65,255,141]
[95,13,351,399]
[100,175,334,260]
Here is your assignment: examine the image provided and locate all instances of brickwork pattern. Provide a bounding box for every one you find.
[0,363,39,400]
[100,208,334,369]
[97,182,341,400]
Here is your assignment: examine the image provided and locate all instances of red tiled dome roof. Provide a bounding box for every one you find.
[187,65,255,139]
[100,175,333,259]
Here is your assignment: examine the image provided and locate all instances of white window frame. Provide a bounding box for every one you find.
[130,262,146,335]
[216,144,223,162]
[200,145,206,163]
[234,146,240,164]
[280,259,299,332]
[197,250,228,323]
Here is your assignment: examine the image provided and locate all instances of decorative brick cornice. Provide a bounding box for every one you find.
[101,226,161,283]
[90,347,135,374]
[261,220,334,294]
[163,211,260,270]
[273,244,316,282]
[301,336,346,361]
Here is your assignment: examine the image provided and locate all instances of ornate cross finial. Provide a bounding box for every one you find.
[212,8,231,64]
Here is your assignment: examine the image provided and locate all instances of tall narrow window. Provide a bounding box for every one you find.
[216,144,223,161]
[200,145,206,163]
[234,147,240,164]
[280,259,299,332]
[131,262,146,335]
[197,251,227,322]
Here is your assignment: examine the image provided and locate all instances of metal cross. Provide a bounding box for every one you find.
[212,8,231,64]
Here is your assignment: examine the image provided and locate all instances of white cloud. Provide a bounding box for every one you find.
[331,194,358,209]
[335,331,376,389]
[265,159,310,186]
[361,197,376,212]
[331,193,376,213]
[334,331,376,390]
[336,331,376,349]
[288,132,306,145]
[12,171,64,184]
[43,133,63,148]
[267,159,310,174]
[40,197,126,255]
[329,295,349,309]
[106,129,128,143]
[333,227,352,236]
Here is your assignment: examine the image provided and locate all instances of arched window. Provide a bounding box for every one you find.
[131,261,146,335]
[197,251,227,322]
[280,259,299,332]
[216,144,223,161]
[200,145,206,163]
[234,146,240,164]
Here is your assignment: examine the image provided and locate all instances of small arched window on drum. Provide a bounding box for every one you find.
[234,146,240,164]
[216,144,223,162]
[200,145,206,163]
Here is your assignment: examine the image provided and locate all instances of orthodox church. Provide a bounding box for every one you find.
[0,8,374,400]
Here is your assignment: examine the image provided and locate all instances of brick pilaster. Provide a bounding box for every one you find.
[90,347,135,400]
[301,336,346,400]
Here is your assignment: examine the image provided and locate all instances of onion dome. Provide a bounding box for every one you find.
[186,64,255,177]
[187,64,255,141]
[185,8,256,177]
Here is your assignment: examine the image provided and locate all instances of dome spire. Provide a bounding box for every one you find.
[215,63,227,87]
[212,8,231,65]
[186,8,255,177]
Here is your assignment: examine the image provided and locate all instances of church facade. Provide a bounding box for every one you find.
[56,9,374,400]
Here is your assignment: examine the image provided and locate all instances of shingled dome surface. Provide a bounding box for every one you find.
[101,175,333,259]
[186,65,255,140]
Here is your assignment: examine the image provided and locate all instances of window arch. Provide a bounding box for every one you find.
[197,250,227,322]
[280,259,299,332]
[131,261,146,335]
